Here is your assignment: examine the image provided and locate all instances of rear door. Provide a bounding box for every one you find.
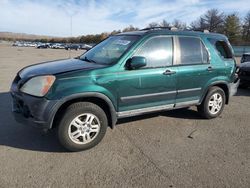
[175,36,217,106]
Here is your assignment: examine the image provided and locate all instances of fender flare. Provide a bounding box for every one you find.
[48,92,117,129]
[199,81,230,104]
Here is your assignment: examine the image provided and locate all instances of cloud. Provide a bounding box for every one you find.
[0,0,249,36]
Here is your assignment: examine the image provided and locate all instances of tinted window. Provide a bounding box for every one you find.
[179,37,209,64]
[208,39,233,59]
[134,37,173,68]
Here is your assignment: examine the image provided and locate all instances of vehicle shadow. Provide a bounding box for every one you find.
[0,92,66,152]
[0,91,202,152]
[236,88,250,97]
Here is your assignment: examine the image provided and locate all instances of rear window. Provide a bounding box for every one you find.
[208,39,233,59]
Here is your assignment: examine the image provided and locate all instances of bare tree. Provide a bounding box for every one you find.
[122,25,139,32]
[148,22,160,28]
[110,30,121,35]
[190,17,207,31]
[160,20,170,27]
[172,19,187,30]
[191,9,224,32]
[242,11,250,42]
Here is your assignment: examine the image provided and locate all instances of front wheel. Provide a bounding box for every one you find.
[197,86,226,119]
[58,102,108,151]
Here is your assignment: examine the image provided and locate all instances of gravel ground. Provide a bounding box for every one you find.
[0,43,249,188]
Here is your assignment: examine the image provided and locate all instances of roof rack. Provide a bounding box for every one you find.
[184,28,210,33]
[140,27,210,33]
[140,27,177,31]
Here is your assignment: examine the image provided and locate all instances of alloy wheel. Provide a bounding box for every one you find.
[68,113,101,145]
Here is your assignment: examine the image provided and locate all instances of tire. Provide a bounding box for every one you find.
[197,86,226,119]
[57,102,108,152]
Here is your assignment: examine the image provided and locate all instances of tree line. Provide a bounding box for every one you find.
[2,9,250,45]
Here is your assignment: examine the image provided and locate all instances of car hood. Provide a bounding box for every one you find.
[19,58,106,79]
[240,62,250,71]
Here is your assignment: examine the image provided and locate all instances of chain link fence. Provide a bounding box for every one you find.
[233,46,250,57]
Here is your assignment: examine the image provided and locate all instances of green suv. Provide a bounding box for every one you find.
[11,28,239,151]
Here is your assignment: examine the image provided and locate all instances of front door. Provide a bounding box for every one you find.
[117,36,177,114]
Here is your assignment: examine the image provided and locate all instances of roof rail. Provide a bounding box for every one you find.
[140,27,210,33]
[140,27,172,31]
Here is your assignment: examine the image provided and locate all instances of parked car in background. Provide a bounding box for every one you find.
[12,41,23,47]
[11,27,239,151]
[51,43,65,49]
[239,62,250,88]
[25,42,36,47]
[80,44,92,50]
[13,41,38,47]
[65,44,80,50]
[241,53,250,63]
[37,43,51,49]
[238,53,250,88]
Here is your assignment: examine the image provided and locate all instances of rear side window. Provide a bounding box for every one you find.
[178,37,209,65]
[134,36,173,68]
[208,39,233,59]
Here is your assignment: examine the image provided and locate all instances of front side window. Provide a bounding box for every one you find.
[80,35,139,65]
[179,37,209,65]
[133,36,173,68]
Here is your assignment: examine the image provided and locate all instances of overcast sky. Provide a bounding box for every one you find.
[0,0,249,37]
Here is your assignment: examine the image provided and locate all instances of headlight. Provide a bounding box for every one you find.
[20,75,55,97]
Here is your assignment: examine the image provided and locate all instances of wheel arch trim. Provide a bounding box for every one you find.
[200,81,230,104]
[48,92,117,129]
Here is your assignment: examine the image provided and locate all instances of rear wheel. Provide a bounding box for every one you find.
[57,102,108,151]
[197,86,225,119]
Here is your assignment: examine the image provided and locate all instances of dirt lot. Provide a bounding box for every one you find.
[0,43,249,187]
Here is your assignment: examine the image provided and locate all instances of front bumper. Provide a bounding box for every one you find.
[11,91,59,129]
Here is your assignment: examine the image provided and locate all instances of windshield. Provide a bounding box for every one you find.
[80,35,139,65]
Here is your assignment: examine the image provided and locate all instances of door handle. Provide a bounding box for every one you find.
[163,69,176,75]
[207,66,213,71]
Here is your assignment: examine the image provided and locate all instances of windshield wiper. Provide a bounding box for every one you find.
[82,56,97,64]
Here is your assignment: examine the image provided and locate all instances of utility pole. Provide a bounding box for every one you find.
[69,15,72,58]
[61,3,77,58]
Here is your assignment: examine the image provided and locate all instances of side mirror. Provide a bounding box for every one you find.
[128,56,147,69]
